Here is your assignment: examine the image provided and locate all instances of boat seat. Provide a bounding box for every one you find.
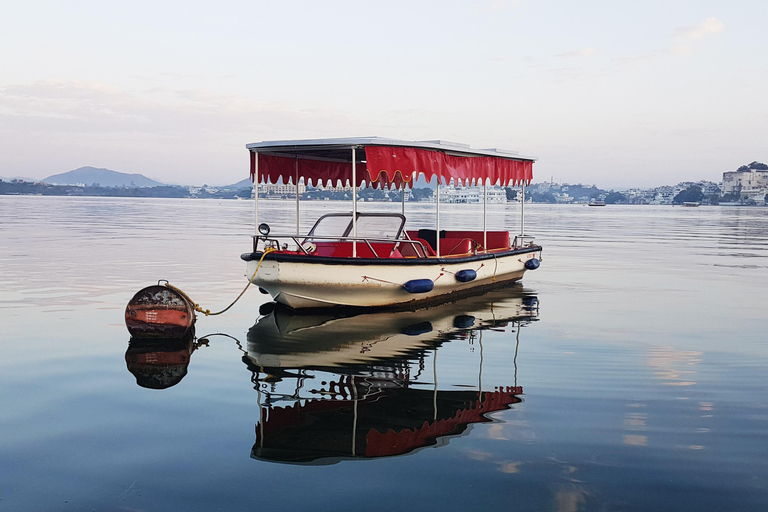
[400,237,472,257]
[407,229,509,252]
[399,238,436,258]
[447,230,510,250]
[441,237,474,256]
[413,229,447,252]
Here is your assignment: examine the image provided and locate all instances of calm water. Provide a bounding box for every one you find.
[1,196,767,511]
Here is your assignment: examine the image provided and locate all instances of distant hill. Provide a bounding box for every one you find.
[223,177,253,189]
[43,167,165,188]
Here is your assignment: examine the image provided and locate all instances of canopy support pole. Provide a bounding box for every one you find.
[295,157,300,236]
[401,183,406,216]
[483,181,488,251]
[521,183,526,238]
[352,146,357,258]
[253,151,259,235]
[435,179,441,257]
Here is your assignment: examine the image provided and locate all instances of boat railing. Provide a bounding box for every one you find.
[252,234,432,258]
[512,235,536,248]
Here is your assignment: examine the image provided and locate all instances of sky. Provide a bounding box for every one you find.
[1,0,766,188]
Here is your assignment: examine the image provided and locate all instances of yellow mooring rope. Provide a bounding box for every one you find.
[164,247,276,317]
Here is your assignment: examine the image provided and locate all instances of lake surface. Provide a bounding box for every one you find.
[1,196,767,511]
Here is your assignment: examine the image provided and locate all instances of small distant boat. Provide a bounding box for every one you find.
[588,199,605,206]
[682,202,701,207]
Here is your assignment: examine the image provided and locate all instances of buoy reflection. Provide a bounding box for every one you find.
[125,332,197,389]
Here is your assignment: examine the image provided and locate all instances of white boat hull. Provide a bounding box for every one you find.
[245,248,541,309]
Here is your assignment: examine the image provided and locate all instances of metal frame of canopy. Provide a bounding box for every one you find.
[247,137,536,258]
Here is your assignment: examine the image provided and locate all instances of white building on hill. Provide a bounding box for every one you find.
[723,167,768,202]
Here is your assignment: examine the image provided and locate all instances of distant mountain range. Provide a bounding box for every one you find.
[37,166,253,189]
[43,167,166,188]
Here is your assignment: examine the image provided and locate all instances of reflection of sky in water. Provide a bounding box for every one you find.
[1,197,767,511]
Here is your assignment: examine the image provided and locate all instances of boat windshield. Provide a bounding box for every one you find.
[307,213,405,240]
[307,215,352,238]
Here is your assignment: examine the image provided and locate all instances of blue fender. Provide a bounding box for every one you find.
[524,258,540,270]
[403,279,434,293]
[455,269,477,282]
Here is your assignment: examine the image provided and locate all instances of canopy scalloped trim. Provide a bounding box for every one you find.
[250,145,532,189]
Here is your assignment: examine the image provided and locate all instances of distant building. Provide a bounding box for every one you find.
[624,188,653,205]
[651,186,676,205]
[314,182,353,192]
[189,185,224,196]
[258,182,307,195]
[437,185,507,203]
[723,168,768,202]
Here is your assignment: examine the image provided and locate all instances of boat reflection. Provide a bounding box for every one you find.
[244,286,539,464]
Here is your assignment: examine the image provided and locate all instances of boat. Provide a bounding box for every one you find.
[682,201,701,207]
[588,199,606,206]
[241,137,542,310]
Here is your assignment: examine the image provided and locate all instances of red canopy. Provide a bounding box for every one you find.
[250,145,532,189]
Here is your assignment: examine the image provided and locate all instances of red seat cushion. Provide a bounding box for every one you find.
[407,230,509,251]
[441,237,473,255]
[447,230,509,250]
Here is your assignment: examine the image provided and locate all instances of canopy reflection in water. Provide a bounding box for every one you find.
[245,285,538,464]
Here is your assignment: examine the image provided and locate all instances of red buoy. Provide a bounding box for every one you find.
[125,285,196,338]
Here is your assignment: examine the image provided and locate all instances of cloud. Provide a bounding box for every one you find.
[0,80,148,126]
[675,17,724,40]
[668,45,695,56]
[476,0,524,11]
[610,18,723,68]
[0,79,374,183]
[555,48,598,58]
[0,79,361,136]
[608,17,724,68]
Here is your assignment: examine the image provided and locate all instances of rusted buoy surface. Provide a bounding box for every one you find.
[125,285,195,338]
